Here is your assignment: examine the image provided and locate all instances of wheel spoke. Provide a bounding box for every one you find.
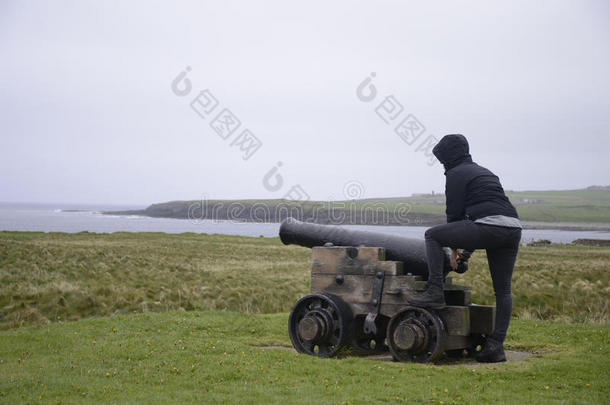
[301,340,314,353]
[293,306,308,320]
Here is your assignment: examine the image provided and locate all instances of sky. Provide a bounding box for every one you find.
[1,0,609,205]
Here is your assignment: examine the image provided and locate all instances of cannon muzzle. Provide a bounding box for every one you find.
[279,217,455,279]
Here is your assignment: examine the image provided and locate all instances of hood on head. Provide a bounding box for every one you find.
[432,134,472,172]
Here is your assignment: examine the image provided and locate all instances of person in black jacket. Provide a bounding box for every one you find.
[407,134,522,363]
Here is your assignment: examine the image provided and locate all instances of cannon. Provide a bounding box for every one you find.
[280,217,468,279]
[280,217,494,363]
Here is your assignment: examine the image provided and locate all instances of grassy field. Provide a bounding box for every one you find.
[0,231,308,329]
[0,231,609,403]
[0,312,608,403]
[1,231,608,329]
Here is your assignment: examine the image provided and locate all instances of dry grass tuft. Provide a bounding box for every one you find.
[1,232,608,328]
[0,232,309,328]
[453,243,609,323]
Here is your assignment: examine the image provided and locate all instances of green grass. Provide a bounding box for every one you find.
[1,232,608,329]
[0,311,608,404]
[0,232,609,403]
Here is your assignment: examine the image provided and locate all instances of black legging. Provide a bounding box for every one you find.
[424,220,521,343]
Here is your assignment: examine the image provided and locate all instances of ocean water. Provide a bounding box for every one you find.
[0,202,609,244]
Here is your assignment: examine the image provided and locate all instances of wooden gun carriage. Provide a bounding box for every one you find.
[281,218,495,363]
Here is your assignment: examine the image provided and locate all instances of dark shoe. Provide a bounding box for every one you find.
[476,338,506,363]
[407,286,445,309]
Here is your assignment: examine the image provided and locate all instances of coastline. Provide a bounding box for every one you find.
[520,221,610,232]
[102,210,610,232]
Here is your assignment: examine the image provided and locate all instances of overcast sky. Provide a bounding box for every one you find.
[1,0,609,205]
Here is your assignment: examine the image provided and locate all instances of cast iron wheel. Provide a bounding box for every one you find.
[288,293,351,357]
[351,314,389,353]
[386,306,446,363]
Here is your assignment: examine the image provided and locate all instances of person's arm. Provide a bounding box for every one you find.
[445,170,467,223]
[450,248,459,270]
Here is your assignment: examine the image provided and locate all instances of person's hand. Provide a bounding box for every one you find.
[450,249,459,270]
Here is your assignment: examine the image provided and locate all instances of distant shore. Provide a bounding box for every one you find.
[102,187,610,232]
[102,210,610,232]
[520,221,610,232]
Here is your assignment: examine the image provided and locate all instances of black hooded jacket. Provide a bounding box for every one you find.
[432,134,519,223]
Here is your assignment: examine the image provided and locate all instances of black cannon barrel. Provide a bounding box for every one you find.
[279,217,452,279]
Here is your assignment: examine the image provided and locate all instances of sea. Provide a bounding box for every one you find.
[1,202,609,244]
